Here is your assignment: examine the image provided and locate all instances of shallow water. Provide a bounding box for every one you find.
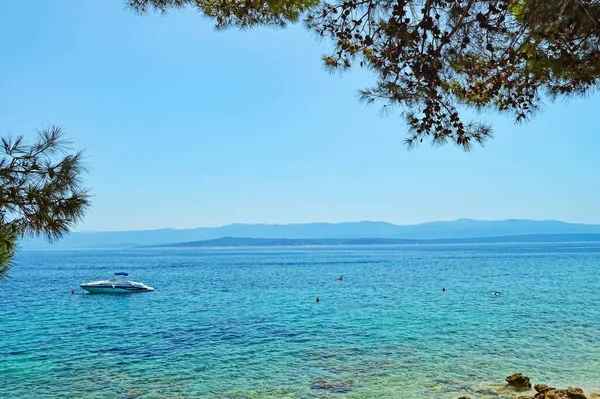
[1,244,599,398]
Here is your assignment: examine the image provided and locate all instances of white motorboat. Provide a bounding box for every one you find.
[80,272,154,293]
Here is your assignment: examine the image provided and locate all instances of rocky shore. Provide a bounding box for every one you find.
[458,373,599,399]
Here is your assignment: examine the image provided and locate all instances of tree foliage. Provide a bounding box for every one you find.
[127,0,319,28]
[128,0,600,150]
[0,126,90,277]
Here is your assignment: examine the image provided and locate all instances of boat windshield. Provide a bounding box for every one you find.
[107,272,131,283]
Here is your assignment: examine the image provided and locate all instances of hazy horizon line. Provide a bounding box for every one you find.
[72,217,600,234]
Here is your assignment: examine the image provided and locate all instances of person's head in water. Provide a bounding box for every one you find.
[339,276,343,281]
[316,297,320,303]
[442,288,446,292]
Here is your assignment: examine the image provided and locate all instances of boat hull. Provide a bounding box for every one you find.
[80,285,154,294]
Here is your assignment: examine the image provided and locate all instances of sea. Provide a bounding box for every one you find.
[1,243,599,399]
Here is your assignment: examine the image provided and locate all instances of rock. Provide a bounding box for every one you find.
[505,377,588,399]
[536,386,557,398]
[457,397,471,399]
[567,387,587,399]
[544,390,568,399]
[536,385,554,394]
[507,373,533,389]
[533,387,588,399]
[531,386,564,399]
[310,378,352,393]
[589,393,599,399]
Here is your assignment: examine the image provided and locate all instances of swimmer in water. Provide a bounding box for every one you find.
[339,275,343,281]
[442,288,446,292]
[493,291,501,295]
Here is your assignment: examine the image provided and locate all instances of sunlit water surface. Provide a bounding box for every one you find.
[1,244,599,398]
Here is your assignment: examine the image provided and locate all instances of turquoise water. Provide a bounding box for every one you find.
[1,244,599,398]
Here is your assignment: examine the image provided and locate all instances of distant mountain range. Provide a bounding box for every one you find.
[19,219,600,249]
[145,234,600,248]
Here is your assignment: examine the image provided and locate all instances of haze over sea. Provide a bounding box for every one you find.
[1,243,599,399]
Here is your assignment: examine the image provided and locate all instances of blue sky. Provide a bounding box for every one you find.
[1,0,599,231]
